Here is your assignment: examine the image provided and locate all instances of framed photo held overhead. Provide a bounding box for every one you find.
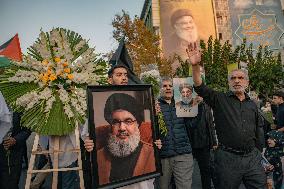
[173,77,199,117]
[87,85,161,189]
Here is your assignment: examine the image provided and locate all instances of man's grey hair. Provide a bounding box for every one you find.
[160,76,173,87]
[228,69,249,81]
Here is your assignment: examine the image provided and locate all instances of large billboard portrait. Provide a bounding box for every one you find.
[173,77,198,117]
[228,0,284,50]
[160,0,217,72]
[87,85,161,189]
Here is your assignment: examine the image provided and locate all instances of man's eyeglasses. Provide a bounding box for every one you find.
[111,119,137,127]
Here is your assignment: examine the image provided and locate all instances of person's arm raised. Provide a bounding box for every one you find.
[186,42,202,87]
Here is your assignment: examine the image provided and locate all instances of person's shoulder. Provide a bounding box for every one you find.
[279,104,284,111]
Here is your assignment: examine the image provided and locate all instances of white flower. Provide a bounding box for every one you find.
[16,91,40,110]
[140,69,161,82]
[45,96,55,113]
[74,40,86,52]
[64,104,74,118]
[58,88,70,104]
[39,88,53,100]
[10,28,109,125]
[8,70,40,83]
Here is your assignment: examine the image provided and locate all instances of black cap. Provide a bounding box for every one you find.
[273,90,284,99]
[171,9,193,27]
[104,93,144,125]
[107,64,128,77]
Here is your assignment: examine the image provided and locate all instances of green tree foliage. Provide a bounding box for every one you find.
[192,37,283,97]
[247,46,284,98]
[111,10,172,76]
[200,37,229,91]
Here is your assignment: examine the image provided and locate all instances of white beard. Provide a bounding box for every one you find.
[229,85,247,93]
[107,129,141,158]
[181,96,192,104]
[176,28,198,43]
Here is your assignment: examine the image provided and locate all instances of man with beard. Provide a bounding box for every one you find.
[187,43,266,188]
[175,83,198,117]
[164,9,199,70]
[86,64,161,189]
[96,93,156,185]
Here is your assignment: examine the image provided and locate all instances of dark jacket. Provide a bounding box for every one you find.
[0,112,31,167]
[187,102,217,149]
[158,97,192,158]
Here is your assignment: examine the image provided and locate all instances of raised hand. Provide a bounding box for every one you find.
[186,42,201,66]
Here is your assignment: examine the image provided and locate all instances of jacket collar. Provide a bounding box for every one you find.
[226,91,250,100]
[159,97,174,104]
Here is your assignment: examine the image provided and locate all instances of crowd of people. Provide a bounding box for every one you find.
[0,44,284,189]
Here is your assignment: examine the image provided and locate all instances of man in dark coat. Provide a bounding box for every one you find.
[273,91,284,132]
[188,42,266,188]
[187,97,217,189]
[0,92,31,189]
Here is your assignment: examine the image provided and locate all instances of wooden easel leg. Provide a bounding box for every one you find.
[25,127,85,189]
[75,125,85,189]
[52,137,60,189]
[25,134,40,189]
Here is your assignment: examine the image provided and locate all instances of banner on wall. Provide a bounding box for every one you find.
[228,0,284,50]
[159,0,216,72]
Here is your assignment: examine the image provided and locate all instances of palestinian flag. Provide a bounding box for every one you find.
[0,34,22,62]
[0,57,12,68]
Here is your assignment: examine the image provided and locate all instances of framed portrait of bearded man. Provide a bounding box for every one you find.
[87,85,161,189]
[160,0,216,73]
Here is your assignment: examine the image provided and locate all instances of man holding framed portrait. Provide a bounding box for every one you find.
[87,64,161,189]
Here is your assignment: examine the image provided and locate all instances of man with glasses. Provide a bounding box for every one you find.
[97,93,156,185]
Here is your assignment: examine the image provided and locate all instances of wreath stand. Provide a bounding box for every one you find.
[24,126,85,189]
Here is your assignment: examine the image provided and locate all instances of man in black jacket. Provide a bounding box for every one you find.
[0,92,31,189]
[187,43,266,188]
[187,96,217,189]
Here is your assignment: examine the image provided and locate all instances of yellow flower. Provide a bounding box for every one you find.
[54,57,61,63]
[63,62,69,67]
[49,74,57,81]
[57,70,63,76]
[64,68,71,74]
[47,67,52,75]
[42,74,49,83]
[67,74,74,80]
[39,73,43,79]
[42,59,49,65]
